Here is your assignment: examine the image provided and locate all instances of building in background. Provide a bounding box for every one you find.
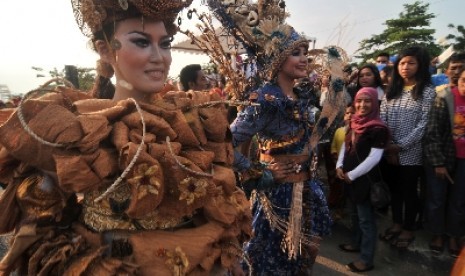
[0,85,12,102]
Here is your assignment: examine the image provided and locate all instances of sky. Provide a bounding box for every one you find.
[0,0,462,95]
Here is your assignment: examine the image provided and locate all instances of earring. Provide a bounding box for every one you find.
[118,0,128,10]
[110,39,122,50]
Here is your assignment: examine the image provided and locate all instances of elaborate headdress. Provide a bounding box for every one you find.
[72,0,193,37]
[207,0,308,80]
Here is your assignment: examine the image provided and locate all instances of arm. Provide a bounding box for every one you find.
[346,148,384,181]
[423,96,448,167]
[336,143,346,180]
[336,142,345,169]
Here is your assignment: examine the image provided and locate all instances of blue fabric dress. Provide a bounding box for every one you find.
[231,83,332,275]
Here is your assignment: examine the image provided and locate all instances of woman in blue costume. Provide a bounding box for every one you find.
[231,77,332,274]
[211,2,336,273]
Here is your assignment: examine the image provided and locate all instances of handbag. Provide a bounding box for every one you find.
[369,178,391,209]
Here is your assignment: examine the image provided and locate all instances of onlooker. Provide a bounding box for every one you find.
[424,54,465,257]
[343,65,358,101]
[376,52,390,72]
[318,70,331,108]
[336,87,389,273]
[329,104,355,212]
[380,65,393,91]
[355,64,384,104]
[179,64,209,91]
[379,46,436,249]
[376,52,390,65]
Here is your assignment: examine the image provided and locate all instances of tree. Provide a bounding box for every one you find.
[446,24,465,52]
[32,66,96,91]
[356,1,441,63]
[76,67,96,91]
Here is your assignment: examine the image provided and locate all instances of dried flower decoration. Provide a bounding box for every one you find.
[165,246,189,275]
[178,177,208,205]
[127,163,161,199]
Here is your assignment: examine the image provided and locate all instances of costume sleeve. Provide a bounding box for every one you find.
[347,148,384,181]
[397,86,436,150]
[230,104,271,147]
[423,96,448,167]
[230,100,274,171]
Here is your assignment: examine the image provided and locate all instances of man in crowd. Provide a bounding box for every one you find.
[179,64,209,91]
[423,52,465,257]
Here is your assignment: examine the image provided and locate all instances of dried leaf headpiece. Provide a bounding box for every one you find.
[72,0,193,37]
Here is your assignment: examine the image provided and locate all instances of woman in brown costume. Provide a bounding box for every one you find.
[0,1,251,275]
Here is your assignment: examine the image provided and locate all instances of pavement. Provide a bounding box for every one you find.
[313,208,457,276]
[313,162,457,276]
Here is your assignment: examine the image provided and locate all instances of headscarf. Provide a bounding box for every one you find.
[350,87,387,134]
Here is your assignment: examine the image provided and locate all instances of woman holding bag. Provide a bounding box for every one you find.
[336,87,389,273]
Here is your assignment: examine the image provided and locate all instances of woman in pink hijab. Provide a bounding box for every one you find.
[335,87,390,273]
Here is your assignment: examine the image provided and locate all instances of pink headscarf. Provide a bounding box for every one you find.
[350,87,387,134]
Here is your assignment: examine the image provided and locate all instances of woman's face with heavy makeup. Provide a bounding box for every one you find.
[101,19,172,101]
[280,46,309,80]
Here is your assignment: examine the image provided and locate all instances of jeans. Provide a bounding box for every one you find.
[425,159,465,237]
[350,199,377,267]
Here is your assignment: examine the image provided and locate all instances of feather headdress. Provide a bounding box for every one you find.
[207,0,309,80]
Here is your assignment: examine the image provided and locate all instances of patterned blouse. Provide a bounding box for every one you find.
[380,85,435,166]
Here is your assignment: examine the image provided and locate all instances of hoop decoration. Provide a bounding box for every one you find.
[16,77,77,148]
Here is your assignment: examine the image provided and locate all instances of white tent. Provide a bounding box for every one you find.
[172,28,246,55]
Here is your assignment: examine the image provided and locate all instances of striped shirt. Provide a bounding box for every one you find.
[380,85,436,165]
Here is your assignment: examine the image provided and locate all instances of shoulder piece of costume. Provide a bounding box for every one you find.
[0,86,251,275]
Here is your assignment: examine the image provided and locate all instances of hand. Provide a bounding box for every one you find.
[386,144,401,153]
[230,263,245,276]
[336,168,345,180]
[268,161,297,182]
[384,144,401,166]
[343,173,352,184]
[435,166,454,184]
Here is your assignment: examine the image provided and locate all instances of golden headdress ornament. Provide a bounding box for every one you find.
[72,0,193,37]
[207,0,309,80]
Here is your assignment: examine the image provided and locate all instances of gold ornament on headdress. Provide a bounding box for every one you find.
[207,0,309,80]
[72,0,193,37]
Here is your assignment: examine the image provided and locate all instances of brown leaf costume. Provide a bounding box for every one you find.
[0,87,251,275]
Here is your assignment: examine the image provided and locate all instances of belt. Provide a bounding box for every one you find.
[259,153,311,183]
